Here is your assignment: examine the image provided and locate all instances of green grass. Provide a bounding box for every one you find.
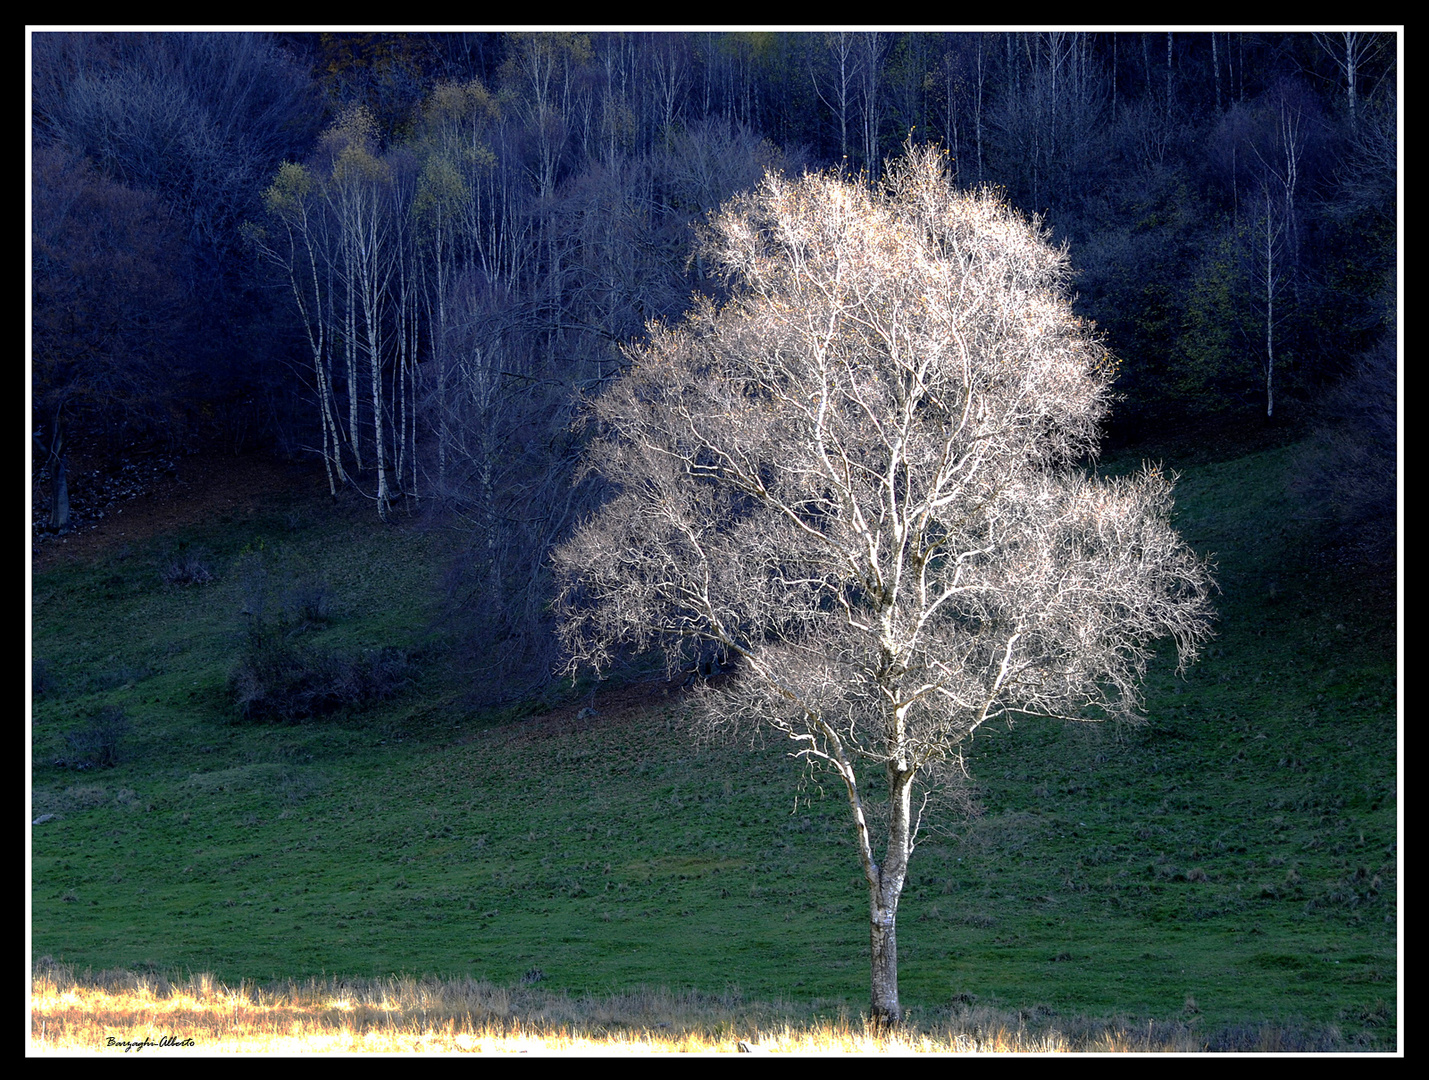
[30,439,1398,1049]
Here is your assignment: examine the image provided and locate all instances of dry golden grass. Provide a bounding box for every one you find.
[27,962,1202,1054]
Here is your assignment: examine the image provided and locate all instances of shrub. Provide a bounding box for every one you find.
[361,645,416,701]
[229,627,340,723]
[282,578,333,627]
[1293,333,1396,568]
[33,656,52,698]
[228,624,415,724]
[86,663,154,692]
[60,705,131,769]
[161,546,215,586]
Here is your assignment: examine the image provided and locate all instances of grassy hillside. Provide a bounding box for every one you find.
[29,438,1398,1049]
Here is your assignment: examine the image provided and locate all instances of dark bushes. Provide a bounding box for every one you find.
[228,623,415,723]
[58,705,131,769]
[281,577,333,627]
[1293,333,1397,568]
[161,546,215,586]
[33,656,52,698]
[86,662,155,693]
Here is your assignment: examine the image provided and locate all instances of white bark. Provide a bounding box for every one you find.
[812,33,856,163]
[255,162,347,495]
[1315,31,1390,131]
[323,109,396,519]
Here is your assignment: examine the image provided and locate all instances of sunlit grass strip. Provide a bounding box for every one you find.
[30,965,1205,1053]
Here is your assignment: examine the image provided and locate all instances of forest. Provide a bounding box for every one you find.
[31,29,1397,698]
[29,31,1399,1051]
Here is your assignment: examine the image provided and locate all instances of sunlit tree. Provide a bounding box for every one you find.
[554,148,1216,1026]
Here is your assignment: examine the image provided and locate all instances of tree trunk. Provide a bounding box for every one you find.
[49,450,70,533]
[42,420,71,534]
[974,35,985,184]
[1265,228,1275,420]
[1260,187,1279,421]
[1213,32,1221,113]
[369,323,390,522]
[869,885,902,1027]
[866,760,914,1028]
[346,274,362,472]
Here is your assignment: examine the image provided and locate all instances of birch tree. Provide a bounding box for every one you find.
[253,161,350,498]
[811,32,858,163]
[1250,183,1288,419]
[554,148,1215,1026]
[1314,31,1391,132]
[325,107,397,519]
[857,32,888,179]
[1245,88,1306,418]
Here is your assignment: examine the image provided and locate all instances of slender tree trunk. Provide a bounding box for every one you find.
[363,268,390,521]
[370,347,389,519]
[974,35,985,184]
[1142,33,1151,108]
[301,224,344,496]
[1264,208,1275,420]
[859,32,884,180]
[51,455,70,532]
[345,263,361,472]
[1165,31,1174,123]
[1346,32,1359,129]
[46,421,70,533]
[435,211,450,495]
[1235,33,1243,103]
[1232,142,1238,228]
[408,292,419,501]
[1213,32,1221,113]
[322,256,349,487]
[321,343,347,488]
[1111,32,1117,124]
[315,350,337,498]
[396,287,408,500]
[825,32,853,163]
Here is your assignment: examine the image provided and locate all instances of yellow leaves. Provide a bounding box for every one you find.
[413,156,467,221]
[264,162,313,217]
[321,104,379,159]
[424,78,494,125]
[507,30,592,67]
[333,142,391,186]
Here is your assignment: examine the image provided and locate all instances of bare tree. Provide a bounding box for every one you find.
[1314,31,1392,132]
[322,106,399,519]
[251,160,348,498]
[554,148,1215,1027]
[1249,183,1289,420]
[1244,88,1307,419]
[648,31,691,137]
[811,32,858,164]
[856,32,888,179]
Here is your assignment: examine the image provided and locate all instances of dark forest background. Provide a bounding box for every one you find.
[30,30,1399,701]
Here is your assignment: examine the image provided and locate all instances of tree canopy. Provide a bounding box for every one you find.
[554,148,1216,1023]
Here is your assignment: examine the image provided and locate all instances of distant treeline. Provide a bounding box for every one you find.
[31,30,1397,691]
